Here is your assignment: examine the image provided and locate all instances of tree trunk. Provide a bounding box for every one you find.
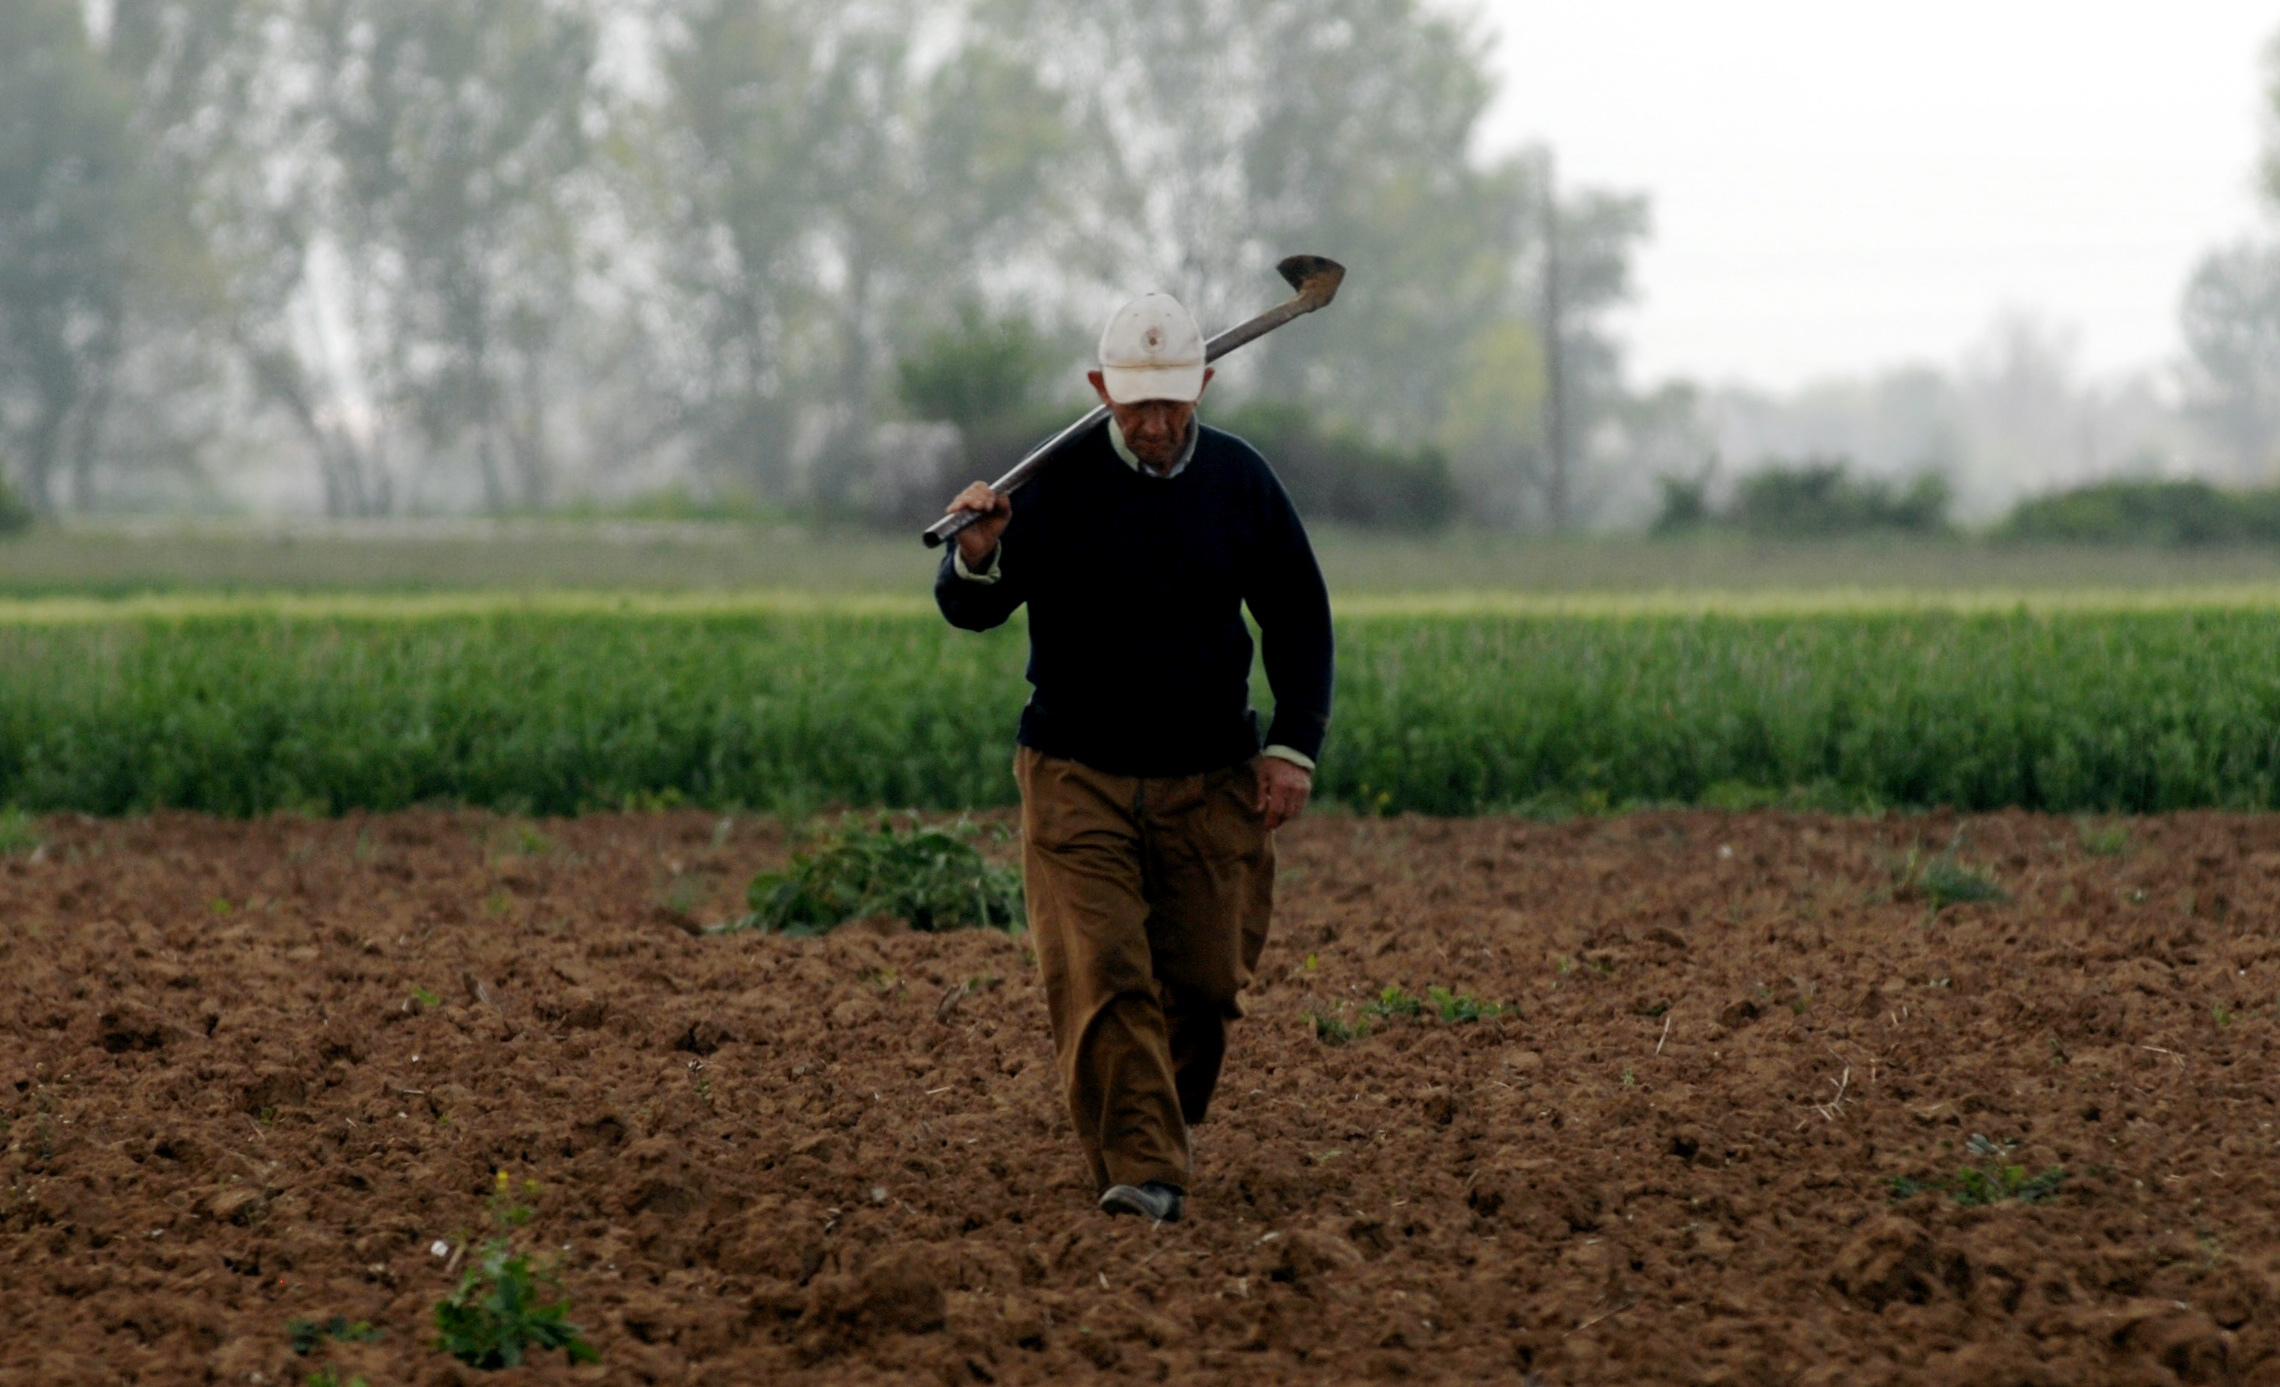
[67,325,122,513]
[22,390,71,516]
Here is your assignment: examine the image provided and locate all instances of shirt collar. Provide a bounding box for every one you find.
[1108,416,1199,479]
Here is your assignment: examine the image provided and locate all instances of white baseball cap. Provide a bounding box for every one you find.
[1097,293,1206,404]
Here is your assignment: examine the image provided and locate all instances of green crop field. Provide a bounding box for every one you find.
[5,592,2280,818]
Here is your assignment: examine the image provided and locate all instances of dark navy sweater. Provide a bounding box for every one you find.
[934,420,1334,778]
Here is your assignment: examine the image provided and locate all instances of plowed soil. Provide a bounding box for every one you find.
[7,807,2280,1386]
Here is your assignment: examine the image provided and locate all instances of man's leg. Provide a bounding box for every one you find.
[1016,748,1191,1193]
[1141,757,1275,1127]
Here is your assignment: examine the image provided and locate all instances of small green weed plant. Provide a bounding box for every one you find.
[2076,818,2131,857]
[1426,984,1509,1022]
[720,813,1021,936]
[1890,1134,2064,1206]
[1894,839,2005,909]
[289,1316,381,1355]
[1310,984,1509,1043]
[1364,985,1423,1019]
[432,1171,598,1370]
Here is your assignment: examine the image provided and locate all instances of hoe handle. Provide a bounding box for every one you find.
[921,255,1346,549]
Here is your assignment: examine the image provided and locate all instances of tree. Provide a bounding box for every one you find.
[658,0,1064,506]
[203,0,601,514]
[969,0,1652,530]
[2180,242,2280,479]
[896,307,1059,439]
[883,305,1064,525]
[979,0,1534,441]
[1533,160,1651,527]
[0,1,142,513]
[1437,318,1546,524]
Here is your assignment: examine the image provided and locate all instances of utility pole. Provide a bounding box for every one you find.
[1539,147,1569,531]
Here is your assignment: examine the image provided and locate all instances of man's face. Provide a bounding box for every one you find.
[1088,368,1213,472]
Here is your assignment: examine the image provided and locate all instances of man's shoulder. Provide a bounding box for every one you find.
[1197,421,1267,462]
[1195,423,1277,487]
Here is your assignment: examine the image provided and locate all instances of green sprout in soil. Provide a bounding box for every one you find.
[432,1241,598,1369]
[1360,984,1511,1025]
[718,813,1022,936]
[1306,1007,1369,1045]
[1365,985,1423,1019]
[1894,838,2006,910]
[302,1369,370,1387]
[660,873,708,918]
[289,1316,382,1355]
[0,807,40,857]
[1890,1134,2065,1206]
[432,1172,594,1369]
[2076,818,2131,857]
[1426,985,1509,1022]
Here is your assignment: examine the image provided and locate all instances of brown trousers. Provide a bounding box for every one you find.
[1015,746,1275,1193]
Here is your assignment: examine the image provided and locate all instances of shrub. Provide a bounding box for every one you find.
[723,814,1023,936]
[0,474,30,538]
[890,308,1071,528]
[1729,458,1950,537]
[1998,478,2280,546]
[1649,473,1712,535]
[1215,401,1457,530]
[896,306,1058,437]
[1652,457,1950,538]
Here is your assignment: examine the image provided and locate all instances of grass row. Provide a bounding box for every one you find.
[6,605,2280,816]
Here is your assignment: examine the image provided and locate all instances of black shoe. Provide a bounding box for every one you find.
[1098,1181,1185,1224]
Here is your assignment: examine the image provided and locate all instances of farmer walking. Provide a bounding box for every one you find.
[935,292,1334,1224]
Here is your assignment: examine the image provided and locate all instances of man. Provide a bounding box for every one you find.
[936,291,1334,1226]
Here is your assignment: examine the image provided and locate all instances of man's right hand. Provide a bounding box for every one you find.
[947,481,1012,567]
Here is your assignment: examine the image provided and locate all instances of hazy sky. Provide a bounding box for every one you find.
[1471,2,2277,391]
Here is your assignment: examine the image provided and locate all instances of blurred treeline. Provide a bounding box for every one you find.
[1652,457,2280,550]
[0,0,1659,528]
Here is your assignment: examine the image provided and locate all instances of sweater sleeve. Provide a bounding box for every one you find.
[934,510,1029,632]
[1244,473,1334,763]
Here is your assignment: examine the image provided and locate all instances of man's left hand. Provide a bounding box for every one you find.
[1255,757,1312,832]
